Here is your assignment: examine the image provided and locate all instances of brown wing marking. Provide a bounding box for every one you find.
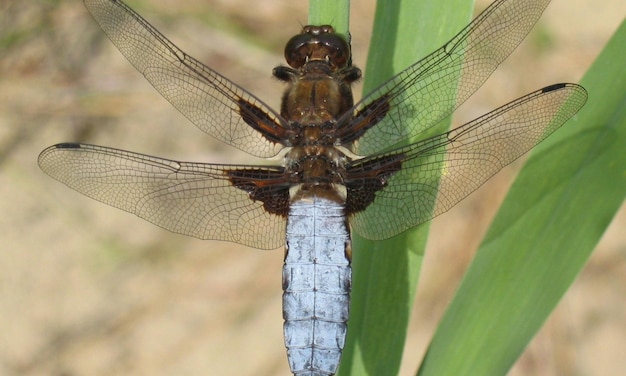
[237,98,291,145]
[227,167,291,216]
[344,152,404,214]
[337,94,391,145]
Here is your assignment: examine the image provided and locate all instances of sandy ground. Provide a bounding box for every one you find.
[1,0,624,375]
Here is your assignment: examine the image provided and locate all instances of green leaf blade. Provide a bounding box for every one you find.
[308,0,350,37]
[419,18,626,376]
[339,1,474,375]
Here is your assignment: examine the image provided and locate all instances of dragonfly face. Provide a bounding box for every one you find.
[38,0,587,374]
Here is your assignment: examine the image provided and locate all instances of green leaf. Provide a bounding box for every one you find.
[308,0,350,38]
[418,18,626,376]
[339,1,474,375]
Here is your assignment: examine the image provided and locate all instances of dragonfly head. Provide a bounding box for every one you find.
[284,25,351,70]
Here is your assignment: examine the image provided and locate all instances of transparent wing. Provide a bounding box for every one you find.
[350,84,587,240]
[38,143,286,249]
[84,0,286,158]
[346,0,553,155]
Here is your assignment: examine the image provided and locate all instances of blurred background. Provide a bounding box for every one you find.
[1,0,624,375]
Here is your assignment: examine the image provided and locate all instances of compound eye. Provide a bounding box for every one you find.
[284,25,351,69]
[284,33,311,68]
[316,33,350,68]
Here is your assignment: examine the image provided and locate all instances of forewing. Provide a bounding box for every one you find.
[346,0,553,155]
[38,143,286,249]
[350,84,587,240]
[83,0,286,157]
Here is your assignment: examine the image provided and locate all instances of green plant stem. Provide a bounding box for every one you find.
[308,0,350,37]
[339,1,473,375]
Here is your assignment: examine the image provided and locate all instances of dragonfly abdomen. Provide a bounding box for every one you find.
[283,194,352,375]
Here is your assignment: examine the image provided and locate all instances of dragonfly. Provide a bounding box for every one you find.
[39,0,587,374]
